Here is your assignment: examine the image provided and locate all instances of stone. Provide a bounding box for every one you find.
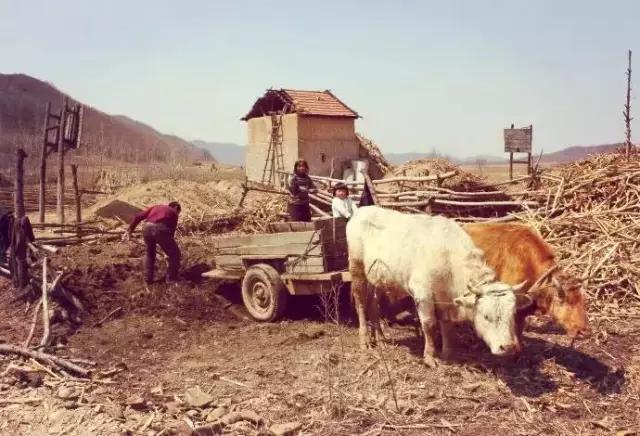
[25,373,43,388]
[56,386,80,400]
[164,401,181,415]
[150,385,164,396]
[126,395,148,410]
[63,400,78,410]
[206,406,229,423]
[270,422,302,436]
[105,403,125,420]
[184,386,214,408]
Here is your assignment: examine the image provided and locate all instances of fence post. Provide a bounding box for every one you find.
[56,97,69,224]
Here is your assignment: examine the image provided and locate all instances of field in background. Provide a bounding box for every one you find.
[460,162,556,183]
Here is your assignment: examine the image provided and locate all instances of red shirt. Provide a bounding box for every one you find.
[129,205,179,234]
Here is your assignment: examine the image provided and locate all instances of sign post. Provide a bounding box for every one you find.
[504,124,533,180]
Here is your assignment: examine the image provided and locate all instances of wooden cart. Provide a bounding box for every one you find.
[201,217,351,322]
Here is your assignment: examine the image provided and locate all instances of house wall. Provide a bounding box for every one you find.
[245,114,298,183]
[297,117,360,177]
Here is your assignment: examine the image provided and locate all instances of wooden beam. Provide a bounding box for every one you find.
[56,97,69,224]
[39,102,51,224]
[14,149,27,219]
[71,164,81,226]
[362,171,379,204]
[372,171,457,185]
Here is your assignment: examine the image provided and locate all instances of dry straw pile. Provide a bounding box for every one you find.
[519,152,640,303]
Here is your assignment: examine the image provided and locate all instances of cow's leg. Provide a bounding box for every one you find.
[368,288,385,344]
[414,297,438,367]
[350,262,373,349]
[440,320,456,361]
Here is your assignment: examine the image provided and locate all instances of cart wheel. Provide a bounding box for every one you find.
[241,264,288,322]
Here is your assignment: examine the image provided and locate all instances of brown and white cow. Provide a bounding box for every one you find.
[346,206,531,367]
[463,222,588,339]
[380,222,589,341]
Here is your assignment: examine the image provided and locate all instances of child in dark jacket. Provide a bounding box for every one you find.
[287,159,316,222]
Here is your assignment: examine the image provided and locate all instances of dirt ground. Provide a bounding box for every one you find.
[1,236,639,436]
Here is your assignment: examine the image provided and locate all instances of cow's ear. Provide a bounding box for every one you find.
[454,294,476,308]
[516,294,534,310]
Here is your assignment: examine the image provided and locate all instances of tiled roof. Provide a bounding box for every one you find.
[242,89,359,120]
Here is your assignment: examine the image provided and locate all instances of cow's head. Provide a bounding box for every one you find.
[538,271,589,338]
[454,280,531,356]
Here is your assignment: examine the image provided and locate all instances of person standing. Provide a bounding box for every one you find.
[287,159,316,222]
[331,182,358,219]
[125,202,182,284]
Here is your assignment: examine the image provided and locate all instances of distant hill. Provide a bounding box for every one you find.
[0,73,212,169]
[192,140,244,166]
[386,143,626,166]
[538,143,622,163]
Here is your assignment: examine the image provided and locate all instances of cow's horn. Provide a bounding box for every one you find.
[467,282,482,295]
[512,280,528,292]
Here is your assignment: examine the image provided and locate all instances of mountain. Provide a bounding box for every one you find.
[0,73,212,169]
[192,140,245,166]
[386,143,626,166]
[538,143,622,163]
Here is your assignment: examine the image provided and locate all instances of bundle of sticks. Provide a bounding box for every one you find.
[517,152,640,302]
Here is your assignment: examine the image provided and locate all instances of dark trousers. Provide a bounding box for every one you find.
[142,223,181,283]
[288,202,311,222]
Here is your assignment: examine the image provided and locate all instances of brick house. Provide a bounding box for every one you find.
[241,88,362,185]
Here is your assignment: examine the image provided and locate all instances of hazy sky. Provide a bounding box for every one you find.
[1,0,639,157]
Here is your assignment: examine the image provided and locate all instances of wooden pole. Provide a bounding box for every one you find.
[15,149,27,219]
[71,164,81,226]
[40,257,50,348]
[362,170,379,204]
[56,98,69,224]
[39,103,51,224]
[625,49,633,158]
[509,152,514,180]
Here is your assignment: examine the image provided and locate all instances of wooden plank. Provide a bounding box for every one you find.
[217,242,323,257]
[314,217,347,229]
[202,269,243,280]
[287,263,326,274]
[213,230,319,249]
[373,171,457,185]
[504,126,532,153]
[213,254,243,267]
[268,222,316,233]
[282,271,342,281]
[282,271,343,295]
[287,254,324,264]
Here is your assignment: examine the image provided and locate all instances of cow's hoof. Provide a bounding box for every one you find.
[423,355,438,368]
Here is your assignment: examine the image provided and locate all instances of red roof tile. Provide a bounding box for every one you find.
[242,89,359,120]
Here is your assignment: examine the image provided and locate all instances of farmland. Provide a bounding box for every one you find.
[1,154,639,436]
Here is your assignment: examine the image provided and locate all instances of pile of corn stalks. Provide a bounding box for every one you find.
[518,152,640,303]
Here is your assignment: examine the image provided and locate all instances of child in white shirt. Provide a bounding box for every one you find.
[331,182,358,219]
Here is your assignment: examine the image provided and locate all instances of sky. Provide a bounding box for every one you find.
[1,0,639,158]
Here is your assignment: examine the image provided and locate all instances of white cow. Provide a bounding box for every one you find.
[346,206,529,367]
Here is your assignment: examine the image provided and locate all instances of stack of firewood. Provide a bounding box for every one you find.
[518,152,640,302]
